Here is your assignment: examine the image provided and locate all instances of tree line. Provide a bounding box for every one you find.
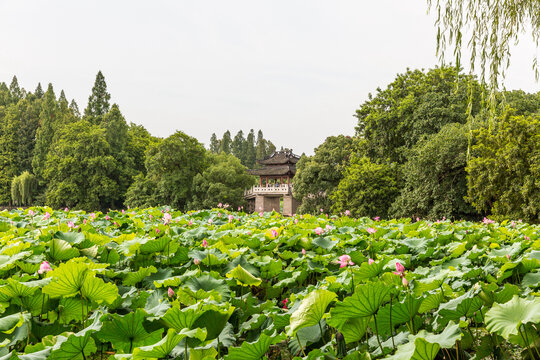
[209,130,276,169]
[292,66,540,223]
[0,73,262,211]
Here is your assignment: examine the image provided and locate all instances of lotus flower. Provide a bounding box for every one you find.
[67,221,75,229]
[194,258,200,265]
[38,261,51,274]
[168,287,174,298]
[294,219,298,225]
[163,213,172,225]
[314,227,324,235]
[320,208,323,212]
[43,212,50,220]
[83,219,87,225]
[208,218,213,224]
[511,221,516,228]
[218,203,223,208]
[105,215,110,221]
[149,214,153,219]
[366,227,377,234]
[28,209,35,216]
[228,215,234,222]
[325,225,332,231]
[155,228,160,233]
[394,262,405,276]
[345,210,351,216]
[224,204,229,209]
[302,249,306,255]
[259,212,263,217]
[337,255,354,268]
[525,235,530,241]
[282,298,288,309]
[202,239,208,248]
[506,254,511,260]
[483,217,494,224]
[218,213,221,217]
[122,209,125,215]
[64,207,69,212]
[368,258,375,265]
[373,216,380,221]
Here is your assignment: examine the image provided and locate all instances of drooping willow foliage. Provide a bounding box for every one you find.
[10,171,37,206]
[428,0,540,90]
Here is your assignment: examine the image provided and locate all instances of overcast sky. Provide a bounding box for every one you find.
[0,1,538,154]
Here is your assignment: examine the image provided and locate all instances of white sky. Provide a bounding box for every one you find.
[0,1,538,154]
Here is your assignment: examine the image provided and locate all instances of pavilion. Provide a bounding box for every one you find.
[244,150,300,216]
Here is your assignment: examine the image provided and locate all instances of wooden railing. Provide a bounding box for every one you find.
[244,185,293,196]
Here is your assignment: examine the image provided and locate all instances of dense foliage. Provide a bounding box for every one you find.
[293,136,354,214]
[467,113,540,222]
[0,208,538,359]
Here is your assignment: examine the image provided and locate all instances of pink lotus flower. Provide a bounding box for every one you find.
[194,258,200,265]
[294,219,298,225]
[218,203,223,208]
[325,225,332,231]
[122,209,125,215]
[259,212,263,217]
[483,217,494,224]
[302,249,306,255]
[218,213,221,217]
[337,255,354,268]
[28,209,35,216]
[525,235,530,241]
[202,239,208,248]
[368,258,375,265]
[188,220,192,226]
[271,229,278,238]
[64,207,69,212]
[402,277,409,287]
[416,217,420,222]
[345,210,351,216]
[89,213,95,220]
[314,227,324,235]
[282,298,288,309]
[163,213,172,225]
[155,228,160,233]
[149,214,153,219]
[114,222,119,226]
[373,216,380,221]
[83,219,87,225]
[43,212,50,220]
[247,231,252,235]
[67,221,75,229]
[224,204,229,209]
[228,214,234,222]
[320,208,324,212]
[38,261,51,274]
[393,262,405,276]
[511,221,516,228]
[506,254,510,260]
[105,215,110,221]
[366,227,377,234]
[208,219,213,224]
[168,287,174,298]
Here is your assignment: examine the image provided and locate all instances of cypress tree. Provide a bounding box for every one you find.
[220,130,232,154]
[256,130,266,160]
[9,76,22,102]
[84,71,111,125]
[209,133,220,153]
[34,83,44,99]
[69,99,81,118]
[244,129,256,168]
[231,130,245,161]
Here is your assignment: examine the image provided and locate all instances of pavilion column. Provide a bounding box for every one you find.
[259,177,262,186]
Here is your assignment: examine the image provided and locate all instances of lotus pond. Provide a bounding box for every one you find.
[0,208,539,360]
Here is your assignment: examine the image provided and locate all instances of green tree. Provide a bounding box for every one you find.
[32,84,59,185]
[126,131,207,209]
[9,76,23,102]
[331,156,401,219]
[44,120,120,210]
[244,129,256,168]
[466,113,540,222]
[209,133,220,153]
[189,153,256,210]
[126,122,156,176]
[69,99,81,118]
[292,135,354,214]
[355,66,484,164]
[84,71,111,125]
[11,171,37,206]
[34,83,44,99]
[391,123,478,220]
[231,130,245,162]
[220,130,232,154]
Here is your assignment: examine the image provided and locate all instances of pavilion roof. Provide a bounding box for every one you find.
[247,164,297,176]
[257,150,300,165]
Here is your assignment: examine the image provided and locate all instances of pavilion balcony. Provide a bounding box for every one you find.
[244,184,293,198]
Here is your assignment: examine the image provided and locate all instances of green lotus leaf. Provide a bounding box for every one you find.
[97,309,163,353]
[162,306,199,331]
[49,313,102,360]
[0,313,24,334]
[122,266,157,287]
[185,274,231,301]
[376,296,423,336]
[42,261,89,298]
[48,239,79,262]
[287,289,337,337]
[224,333,276,360]
[190,347,218,360]
[327,316,369,344]
[226,265,262,287]
[485,295,540,339]
[330,282,390,321]
[191,306,235,342]
[80,274,118,305]
[54,231,85,245]
[58,298,84,324]
[143,290,171,319]
[132,328,206,360]
[354,258,389,281]
[0,279,37,299]
[522,271,540,288]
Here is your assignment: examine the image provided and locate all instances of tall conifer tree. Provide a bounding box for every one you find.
[220,130,232,154]
[209,133,220,153]
[84,71,111,125]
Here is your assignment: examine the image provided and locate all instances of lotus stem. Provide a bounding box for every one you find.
[296,333,306,357]
[373,313,385,355]
[389,294,395,350]
[519,325,536,360]
[185,339,188,360]
[318,321,324,343]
